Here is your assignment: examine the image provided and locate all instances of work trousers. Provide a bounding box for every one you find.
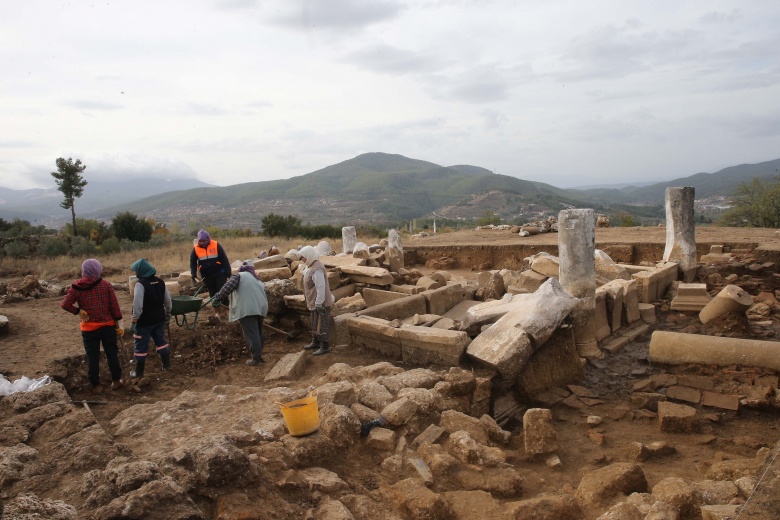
[309,307,331,344]
[239,315,265,361]
[81,325,122,387]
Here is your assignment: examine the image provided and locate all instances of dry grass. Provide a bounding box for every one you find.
[0,235,388,283]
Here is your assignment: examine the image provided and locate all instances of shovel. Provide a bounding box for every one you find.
[265,322,302,341]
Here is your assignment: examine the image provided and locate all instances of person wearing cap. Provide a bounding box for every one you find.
[61,259,124,394]
[298,245,335,356]
[211,262,268,365]
[129,259,173,379]
[189,229,230,307]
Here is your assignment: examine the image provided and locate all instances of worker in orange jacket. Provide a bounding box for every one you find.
[189,229,230,306]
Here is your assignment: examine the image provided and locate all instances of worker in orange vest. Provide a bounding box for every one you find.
[190,229,230,307]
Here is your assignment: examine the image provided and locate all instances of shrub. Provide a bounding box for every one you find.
[119,239,145,252]
[5,240,30,258]
[38,236,69,257]
[100,237,121,255]
[70,236,96,256]
[112,212,153,242]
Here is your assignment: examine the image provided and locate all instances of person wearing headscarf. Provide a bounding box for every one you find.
[129,259,173,380]
[189,229,230,307]
[61,258,124,394]
[212,261,269,365]
[298,245,335,356]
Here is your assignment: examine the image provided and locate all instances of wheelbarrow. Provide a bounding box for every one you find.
[170,287,212,330]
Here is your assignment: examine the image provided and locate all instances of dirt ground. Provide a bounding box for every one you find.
[1,226,780,519]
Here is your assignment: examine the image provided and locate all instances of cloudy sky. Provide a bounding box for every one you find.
[2,0,779,190]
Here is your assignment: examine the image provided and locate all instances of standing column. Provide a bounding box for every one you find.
[662,187,697,282]
[558,209,600,358]
[387,229,404,272]
[342,226,356,254]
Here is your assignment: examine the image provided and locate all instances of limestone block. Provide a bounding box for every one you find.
[283,294,308,313]
[439,409,489,444]
[319,255,366,268]
[699,285,754,324]
[594,249,631,286]
[264,351,307,381]
[255,267,292,282]
[164,280,181,296]
[530,253,560,278]
[331,284,356,302]
[340,265,394,286]
[366,427,395,451]
[317,381,357,407]
[390,284,423,295]
[701,505,740,520]
[362,287,408,307]
[655,261,679,299]
[316,240,332,256]
[326,271,340,290]
[399,326,470,367]
[632,271,658,304]
[331,313,355,348]
[412,424,445,448]
[601,280,625,332]
[178,272,193,288]
[574,463,648,507]
[657,401,699,433]
[638,303,656,323]
[357,382,395,412]
[523,408,557,456]
[652,477,700,519]
[346,316,402,359]
[253,254,288,270]
[416,276,442,290]
[518,270,548,292]
[477,270,505,296]
[357,294,426,321]
[670,283,711,311]
[517,327,583,397]
[381,397,418,426]
[442,300,481,323]
[422,283,467,316]
[460,294,519,330]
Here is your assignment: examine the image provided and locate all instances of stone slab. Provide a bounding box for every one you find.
[666,385,701,404]
[362,287,408,307]
[346,316,402,359]
[264,351,307,381]
[398,326,470,367]
[357,294,427,321]
[700,391,740,411]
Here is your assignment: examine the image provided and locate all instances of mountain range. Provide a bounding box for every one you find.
[2,153,779,230]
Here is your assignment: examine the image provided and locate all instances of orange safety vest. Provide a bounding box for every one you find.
[194,239,223,273]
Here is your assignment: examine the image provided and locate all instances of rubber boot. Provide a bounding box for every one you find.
[303,334,320,350]
[160,351,171,371]
[130,359,145,379]
[313,341,330,356]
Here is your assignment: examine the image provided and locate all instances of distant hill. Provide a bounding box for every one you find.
[571,158,780,204]
[0,178,214,227]
[106,153,585,229]
[6,153,778,231]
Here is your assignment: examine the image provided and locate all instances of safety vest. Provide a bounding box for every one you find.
[193,239,223,276]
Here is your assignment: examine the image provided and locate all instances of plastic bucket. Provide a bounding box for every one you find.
[278,391,320,436]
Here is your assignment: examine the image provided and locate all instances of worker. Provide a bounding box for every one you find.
[211,261,268,365]
[190,229,230,308]
[129,258,172,379]
[298,245,335,356]
[61,258,124,394]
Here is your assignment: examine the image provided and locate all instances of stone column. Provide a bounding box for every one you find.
[558,209,599,358]
[662,187,697,282]
[387,229,404,272]
[341,226,356,254]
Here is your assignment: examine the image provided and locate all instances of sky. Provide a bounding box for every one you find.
[2,0,780,191]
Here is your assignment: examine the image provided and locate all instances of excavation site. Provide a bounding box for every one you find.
[1,204,779,520]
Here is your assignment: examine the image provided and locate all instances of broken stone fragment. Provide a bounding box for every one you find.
[523,408,557,456]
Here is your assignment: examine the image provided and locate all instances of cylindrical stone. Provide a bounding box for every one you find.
[638,303,656,323]
[342,226,357,254]
[388,228,404,272]
[662,187,697,281]
[699,285,754,324]
[558,209,597,350]
[649,331,780,371]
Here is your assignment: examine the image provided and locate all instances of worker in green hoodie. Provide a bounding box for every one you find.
[130,258,173,379]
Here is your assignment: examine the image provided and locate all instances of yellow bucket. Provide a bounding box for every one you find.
[278,391,320,436]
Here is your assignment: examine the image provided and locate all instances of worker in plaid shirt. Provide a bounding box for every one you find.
[61,258,125,394]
